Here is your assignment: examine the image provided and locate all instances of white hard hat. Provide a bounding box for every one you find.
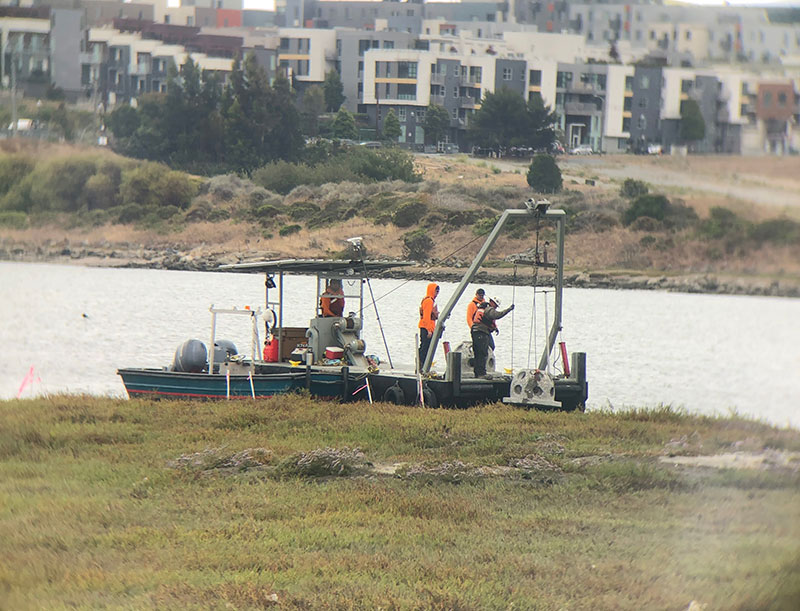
[490,297,501,307]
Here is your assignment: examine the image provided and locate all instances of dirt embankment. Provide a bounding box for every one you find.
[1,152,799,298]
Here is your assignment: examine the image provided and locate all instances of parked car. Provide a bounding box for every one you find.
[570,144,594,155]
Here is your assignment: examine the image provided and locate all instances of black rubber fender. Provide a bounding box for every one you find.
[383,384,405,405]
[421,385,439,409]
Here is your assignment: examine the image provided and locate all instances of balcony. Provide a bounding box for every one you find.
[431,73,445,85]
[430,94,445,105]
[565,101,602,114]
[459,96,478,108]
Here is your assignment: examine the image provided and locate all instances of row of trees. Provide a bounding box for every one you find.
[108,55,301,175]
[106,53,560,172]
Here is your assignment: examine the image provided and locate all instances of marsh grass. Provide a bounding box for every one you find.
[1,395,799,610]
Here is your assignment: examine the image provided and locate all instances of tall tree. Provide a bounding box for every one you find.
[470,88,558,152]
[680,98,705,149]
[331,108,359,140]
[526,93,558,151]
[323,70,345,112]
[382,109,401,143]
[301,84,326,136]
[422,104,450,145]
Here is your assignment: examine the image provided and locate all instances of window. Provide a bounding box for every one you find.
[778,92,787,106]
[622,117,631,131]
[763,92,772,107]
[640,75,650,89]
[470,66,482,83]
[398,61,417,78]
[681,79,692,93]
[638,97,648,108]
[625,75,633,91]
[280,38,289,50]
[503,67,512,81]
[685,30,692,40]
[417,108,425,121]
[452,108,458,119]
[624,97,632,111]
[556,71,573,88]
[397,83,416,100]
[453,87,458,98]
[383,40,394,49]
[358,39,371,56]
[398,108,406,121]
[529,69,542,86]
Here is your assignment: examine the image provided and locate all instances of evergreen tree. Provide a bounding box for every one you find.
[331,108,359,140]
[422,104,450,145]
[382,109,401,143]
[526,154,562,193]
[323,70,345,112]
[680,98,706,149]
[469,88,557,152]
[301,85,326,136]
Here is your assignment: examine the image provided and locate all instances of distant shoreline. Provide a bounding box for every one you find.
[3,243,798,299]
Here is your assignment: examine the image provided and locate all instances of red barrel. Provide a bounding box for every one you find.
[263,337,279,362]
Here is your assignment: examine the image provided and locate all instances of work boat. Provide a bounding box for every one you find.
[117,201,588,410]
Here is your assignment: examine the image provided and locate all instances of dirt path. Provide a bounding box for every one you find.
[562,155,800,212]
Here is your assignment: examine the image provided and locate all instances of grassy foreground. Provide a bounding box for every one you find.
[1,396,799,610]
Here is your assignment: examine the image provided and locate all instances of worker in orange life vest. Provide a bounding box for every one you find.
[471,296,513,378]
[466,287,494,352]
[418,282,440,366]
[320,278,345,317]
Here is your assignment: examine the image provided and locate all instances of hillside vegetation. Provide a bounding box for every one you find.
[1,395,799,609]
[0,140,799,281]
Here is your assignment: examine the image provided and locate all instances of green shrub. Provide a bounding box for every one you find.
[27,156,99,213]
[252,203,283,221]
[117,202,145,224]
[402,228,433,261]
[0,155,35,197]
[392,200,428,227]
[158,205,181,219]
[207,208,230,222]
[473,215,500,236]
[279,224,301,236]
[622,194,669,226]
[697,207,746,239]
[288,201,320,221]
[252,161,308,195]
[156,171,197,210]
[185,199,214,222]
[569,210,620,232]
[750,217,800,245]
[0,210,27,229]
[119,162,170,207]
[83,173,118,210]
[620,178,649,199]
[527,154,562,193]
[444,209,479,228]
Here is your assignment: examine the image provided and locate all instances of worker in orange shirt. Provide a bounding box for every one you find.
[467,287,494,352]
[320,278,345,317]
[418,282,440,367]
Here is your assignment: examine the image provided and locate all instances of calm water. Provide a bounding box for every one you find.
[1,262,798,428]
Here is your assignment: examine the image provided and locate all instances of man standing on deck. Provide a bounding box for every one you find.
[471,297,513,378]
[418,282,440,368]
[466,288,494,352]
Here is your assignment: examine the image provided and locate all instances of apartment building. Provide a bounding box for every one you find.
[335,28,415,112]
[360,47,527,148]
[85,26,233,105]
[277,27,336,91]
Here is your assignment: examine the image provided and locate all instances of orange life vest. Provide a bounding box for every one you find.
[418,283,439,333]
